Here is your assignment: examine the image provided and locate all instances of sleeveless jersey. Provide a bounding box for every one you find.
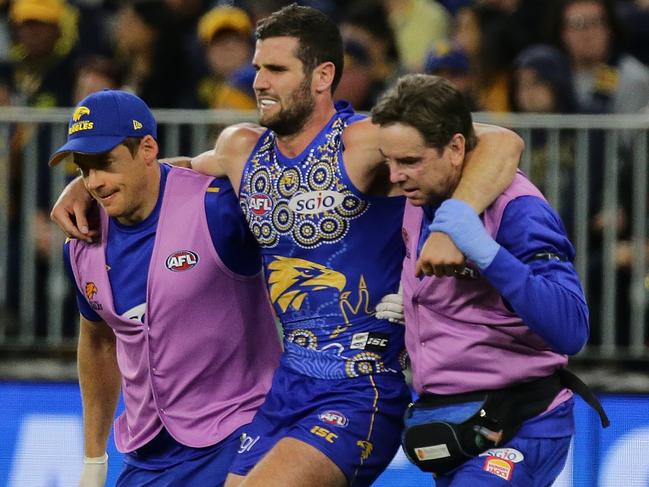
[239,102,407,379]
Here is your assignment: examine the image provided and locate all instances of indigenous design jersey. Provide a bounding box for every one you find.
[240,102,407,379]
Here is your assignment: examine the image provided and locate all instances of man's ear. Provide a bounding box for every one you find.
[313,61,335,94]
[448,133,466,167]
[140,135,159,163]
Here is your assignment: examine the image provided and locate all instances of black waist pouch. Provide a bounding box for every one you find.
[402,370,609,476]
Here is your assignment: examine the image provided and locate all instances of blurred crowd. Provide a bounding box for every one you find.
[2,0,649,114]
[1,0,649,346]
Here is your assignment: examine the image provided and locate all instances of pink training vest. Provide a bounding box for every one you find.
[401,172,568,397]
[69,166,281,452]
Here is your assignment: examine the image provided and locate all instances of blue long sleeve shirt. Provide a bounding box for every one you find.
[482,195,589,355]
[420,195,589,356]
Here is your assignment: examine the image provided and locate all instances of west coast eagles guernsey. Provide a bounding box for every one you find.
[239,101,406,379]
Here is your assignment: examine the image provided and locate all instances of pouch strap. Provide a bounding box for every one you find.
[559,369,610,427]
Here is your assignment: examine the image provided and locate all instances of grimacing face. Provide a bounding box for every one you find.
[379,123,465,206]
[73,139,153,225]
[252,36,316,136]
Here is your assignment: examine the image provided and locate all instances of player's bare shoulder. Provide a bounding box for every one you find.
[217,123,265,192]
[192,123,265,192]
[216,123,265,162]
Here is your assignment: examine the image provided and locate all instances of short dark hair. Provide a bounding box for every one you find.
[122,137,142,157]
[371,74,477,152]
[255,3,344,92]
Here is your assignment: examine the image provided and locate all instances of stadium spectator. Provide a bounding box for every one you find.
[438,0,472,16]
[423,41,476,110]
[1,0,79,107]
[0,0,10,63]
[547,0,646,344]
[548,0,649,114]
[334,37,376,111]
[49,89,281,486]
[0,0,82,337]
[240,0,339,24]
[452,2,512,111]
[510,44,578,230]
[73,55,124,105]
[479,0,550,63]
[617,0,649,66]
[195,6,256,110]
[383,0,451,72]
[111,0,194,108]
[336,0,401,111]
[372,73,607,485]
[71,0,116,60]
[511,45,577,114]
[50,5,524,486]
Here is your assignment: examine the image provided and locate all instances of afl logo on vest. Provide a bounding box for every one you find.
[166,250,199,272]
[249,193,273,215]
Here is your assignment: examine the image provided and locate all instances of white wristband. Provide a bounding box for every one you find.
[84,453,108,464]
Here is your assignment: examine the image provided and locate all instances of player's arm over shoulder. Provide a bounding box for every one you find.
[191,123,265,190]
[455,123,524,212]
[341,118,395,195]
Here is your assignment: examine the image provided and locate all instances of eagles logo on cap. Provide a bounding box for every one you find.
[73,106,90,121]
[69,105,94,135]
[48,89,157,167]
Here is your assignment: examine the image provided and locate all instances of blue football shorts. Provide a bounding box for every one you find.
[434,399,575,487]
[433,435,571,486]
[116,424,247,487]
[228,365,411,486]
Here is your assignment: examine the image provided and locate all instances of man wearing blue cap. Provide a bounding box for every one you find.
[50,89,281,487]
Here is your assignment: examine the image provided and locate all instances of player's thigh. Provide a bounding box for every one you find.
[224,473,246,487]
[239,437,347,487]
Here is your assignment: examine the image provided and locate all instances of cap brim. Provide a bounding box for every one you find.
[48,135,126,166]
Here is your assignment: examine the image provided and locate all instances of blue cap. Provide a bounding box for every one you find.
[424,43,470,75]
[49,89,157,166]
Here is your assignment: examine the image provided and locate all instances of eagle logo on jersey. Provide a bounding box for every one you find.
[85,282,98,300]
[268,256,346,312]
[267,256,374,341]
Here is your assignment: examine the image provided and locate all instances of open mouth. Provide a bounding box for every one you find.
[258,98,278,110]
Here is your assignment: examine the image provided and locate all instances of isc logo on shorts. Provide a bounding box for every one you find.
[318,410,349,428]
[350,332,389,352]
[249,194,273,215]
[165,250,199,271]
[310,425,338,443]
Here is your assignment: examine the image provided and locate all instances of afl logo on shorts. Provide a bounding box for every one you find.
[166,250,199,272]
[249,193,273,215]
[319,410,349,428]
